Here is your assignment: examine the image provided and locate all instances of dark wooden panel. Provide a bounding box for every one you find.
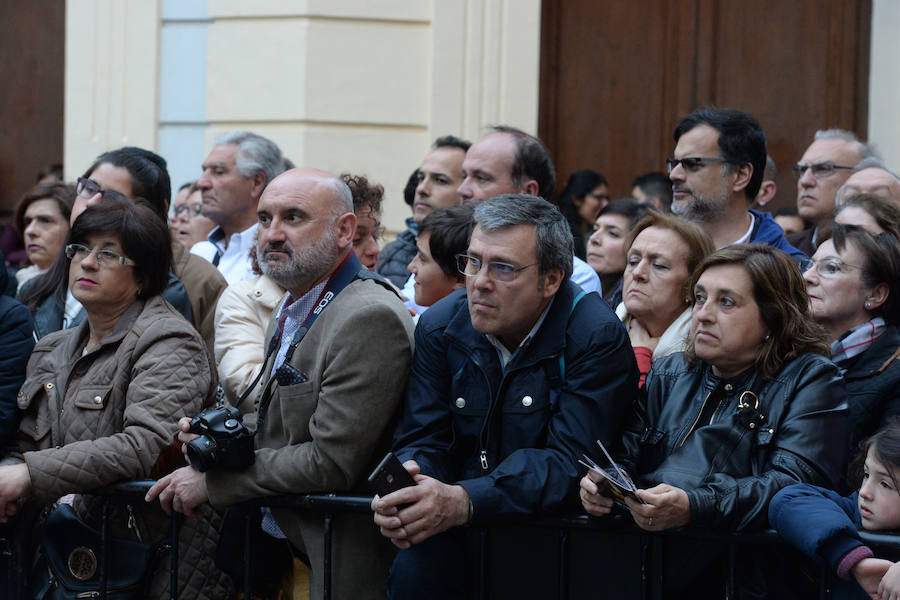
[0,0,65,220]
[540,0,871,211]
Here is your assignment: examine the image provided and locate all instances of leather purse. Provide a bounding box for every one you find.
[30,504,157,600]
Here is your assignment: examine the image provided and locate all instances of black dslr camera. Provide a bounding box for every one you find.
[186,403,254,472]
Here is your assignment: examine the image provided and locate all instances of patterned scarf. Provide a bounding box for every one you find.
[831,317,886,367]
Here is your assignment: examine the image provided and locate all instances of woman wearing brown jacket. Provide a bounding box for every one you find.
[0,197,232,599]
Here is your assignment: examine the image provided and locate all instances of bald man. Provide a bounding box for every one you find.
[149,169,415,600]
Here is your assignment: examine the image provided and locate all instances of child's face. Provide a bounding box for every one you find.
[858,447,900,531]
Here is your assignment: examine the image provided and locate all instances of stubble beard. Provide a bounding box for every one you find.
[672,180,731,224]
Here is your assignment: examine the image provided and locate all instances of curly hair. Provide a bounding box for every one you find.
[684,244,830,380]
[341,173,383,216]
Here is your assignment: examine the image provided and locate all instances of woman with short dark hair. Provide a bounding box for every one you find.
[13,181,75,290]
[804,224,900,453]
[0,197,232,599]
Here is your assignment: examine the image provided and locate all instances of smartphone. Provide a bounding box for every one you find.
[368,452,417,498]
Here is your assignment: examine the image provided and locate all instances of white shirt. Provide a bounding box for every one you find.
[725,213,756,248]
[191,223,258,285]
[571,255,602,296]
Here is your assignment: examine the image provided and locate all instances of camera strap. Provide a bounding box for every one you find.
[240,253,364,416]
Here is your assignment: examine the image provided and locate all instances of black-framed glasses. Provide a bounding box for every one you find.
[65,243,136,267]
[800,257,861,278]
[456,254,535,283]
[75,177,107,199]
[173,203,204,218]
[791,162,854,180]
[665,157,731,175]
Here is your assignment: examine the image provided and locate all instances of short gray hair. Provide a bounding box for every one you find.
[213,131,287,184]
[472,194,573,280]
[813,128,880,163]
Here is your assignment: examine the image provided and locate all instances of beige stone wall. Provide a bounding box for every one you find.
[65,0,542,234]
[64,0,897,234]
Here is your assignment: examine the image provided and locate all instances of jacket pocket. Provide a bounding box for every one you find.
[275,381,316,441]
[17,381,54,442]
[73,385,112,410]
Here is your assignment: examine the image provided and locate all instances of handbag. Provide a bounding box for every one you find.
[30,503,159,600]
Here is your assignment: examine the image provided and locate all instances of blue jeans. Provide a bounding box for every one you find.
[387,529,467,600]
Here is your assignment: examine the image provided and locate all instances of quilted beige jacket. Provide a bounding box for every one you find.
[9,295,233,599]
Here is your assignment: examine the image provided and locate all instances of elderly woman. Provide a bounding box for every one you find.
[0,198,231,598]
[13,181,75,290]
[586,198,654,305]
[171,181,216,249]
[581,244,847,597]
[616,213,714,386]
[803,224,900,453]
[833,193,900,238]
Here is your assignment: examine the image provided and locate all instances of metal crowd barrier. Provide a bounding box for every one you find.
[4,482,900,599]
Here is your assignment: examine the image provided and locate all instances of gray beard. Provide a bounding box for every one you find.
[260,230,339,294]
[672,186,731,223]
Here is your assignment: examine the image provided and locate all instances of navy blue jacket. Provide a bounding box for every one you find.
[393,281,639,523]
[769,484,870,599]
[749,209,808,264]
[0,260,34,445]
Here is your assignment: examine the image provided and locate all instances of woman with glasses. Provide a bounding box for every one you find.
[580,244,847,597]
[18,147,225,351]
[0,197,232,598]
[803,224,900,455]
[615,213,714,386]
[171,181,216,249]
[556,169,610,260]
[12,181,75,290]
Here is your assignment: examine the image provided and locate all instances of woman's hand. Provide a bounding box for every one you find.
[0,464,32,523]
[580,473,615,517]
[627,318,660,353]
[625,483,690,531]
[877,560,900,600]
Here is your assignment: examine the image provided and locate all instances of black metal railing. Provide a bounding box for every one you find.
[4,482,900,599]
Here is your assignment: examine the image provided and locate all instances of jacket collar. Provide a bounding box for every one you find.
[842,325,900,378]
[444,280,579,367]
[64,297,148,359]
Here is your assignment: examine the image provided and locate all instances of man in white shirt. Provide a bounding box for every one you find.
[191,131,290,284]
[456,126,603,296]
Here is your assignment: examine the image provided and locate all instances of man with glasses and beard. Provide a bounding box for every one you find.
[667,106,806,262]
[372,194,638,599]
[148,168,415,600]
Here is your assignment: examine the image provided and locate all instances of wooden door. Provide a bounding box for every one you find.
[0,0,66,219]
[539,0,871,210]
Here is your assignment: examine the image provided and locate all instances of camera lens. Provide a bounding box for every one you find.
[186,436,218,472]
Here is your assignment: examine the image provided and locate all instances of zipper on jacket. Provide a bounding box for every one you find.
[126,504,143,542]
[679,391,712,448]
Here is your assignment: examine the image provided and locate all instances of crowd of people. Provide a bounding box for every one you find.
[0,104,898,599]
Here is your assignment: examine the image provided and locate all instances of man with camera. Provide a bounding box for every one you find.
[147,168,415,600]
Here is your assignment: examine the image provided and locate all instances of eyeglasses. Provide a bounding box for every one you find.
[173,203,204,218]
[76,177,107,199]
[665,157,731,175]
[65,243,136,267]
[801,257,861,278]
[791,162,854,180]
[456,254,535,283]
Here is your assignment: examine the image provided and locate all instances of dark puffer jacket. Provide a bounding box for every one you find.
[7,295,232,599]
[375,217,418,287]
[0,259,34,445]
[619,351,848,531]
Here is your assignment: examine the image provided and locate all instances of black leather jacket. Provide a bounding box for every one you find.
[618,351,848,532]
